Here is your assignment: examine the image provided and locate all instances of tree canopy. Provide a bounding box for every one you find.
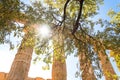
[0,0,120,80]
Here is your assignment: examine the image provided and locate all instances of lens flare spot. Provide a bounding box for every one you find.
[38,24,51,38]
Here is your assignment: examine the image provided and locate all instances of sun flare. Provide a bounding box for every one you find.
[38,24,51,38]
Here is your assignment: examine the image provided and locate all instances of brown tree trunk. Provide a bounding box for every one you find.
[6,27,35,80]
[79,45,96,80]
[75,41,96,80]
[52,31,67,80]
[98,52,116,80]
[0,72,7,80]
[93,40,116,80]
[79,52,96,80]
[86,36,117,80]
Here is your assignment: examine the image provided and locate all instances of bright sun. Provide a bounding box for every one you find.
[38,24,51,38]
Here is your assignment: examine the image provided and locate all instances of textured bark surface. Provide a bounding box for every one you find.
[52,31,67,80]
[25,77,35,80]
[0,72,51,80]
[79,53,96,80]
[92,39,117,80]
[98,52,116,80]
[6,28,35,80]
[52,60,66,80]
[0,72,7,80]
[67,27,117,79]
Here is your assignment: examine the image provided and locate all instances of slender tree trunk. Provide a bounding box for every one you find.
[52,31,67,80]
[79,52,96,80]
[93,40,116,80]
[7,27,35,80]
[98,51,116,80]
[78,44,96,80]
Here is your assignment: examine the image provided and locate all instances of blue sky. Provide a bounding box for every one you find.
[0,0,120,80]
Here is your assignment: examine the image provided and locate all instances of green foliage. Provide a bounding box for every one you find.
[108,9,120,24]
[1,0,120,79]
[0,0,28,44]
[44,0,103,18]
[34,38,53,65]
[95,4,120,72]
[42,64,50,70]
[110,51,120,71]
[0,0,55,51]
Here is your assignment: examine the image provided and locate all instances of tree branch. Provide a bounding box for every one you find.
[72,0,84,34]
[59,0,71,32]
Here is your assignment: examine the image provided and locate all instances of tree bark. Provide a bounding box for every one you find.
[52,31,67,80]
[98,51,116,80]
[86,36,117,79]
[6,27,35,80]
[79,52,96,80]
[0,72,7,80]
[74,40,96,80]
[93,40,116,80]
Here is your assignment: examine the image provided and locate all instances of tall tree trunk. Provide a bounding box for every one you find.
[93,40,116,80]
[78,44,96,80]
[52,31,67,80]
[79,52,96,80]
[98,51,116,80]
[81,31,117,79]
[7,27,35,80]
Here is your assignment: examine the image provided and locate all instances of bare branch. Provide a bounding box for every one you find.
[61,0,70,24]
[72,0,84,34]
